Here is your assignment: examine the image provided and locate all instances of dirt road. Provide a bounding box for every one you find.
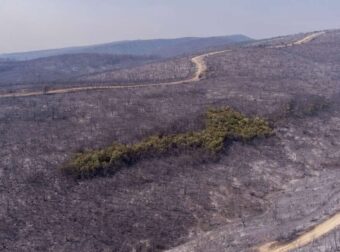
[0,32,325,99]
[270,31,325,48]
[293,31,326,45]
[0,50,229,98]
[258,213,340,252]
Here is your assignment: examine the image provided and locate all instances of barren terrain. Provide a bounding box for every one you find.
[0,30,339,252]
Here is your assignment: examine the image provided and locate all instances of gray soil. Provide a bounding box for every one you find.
[0,30,339,251]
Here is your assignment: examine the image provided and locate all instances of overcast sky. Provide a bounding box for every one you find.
[0,0,339,53]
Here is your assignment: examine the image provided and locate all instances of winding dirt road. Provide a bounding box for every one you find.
[258,213,340,252]
[0,50,229,98]
[0,32,325,99]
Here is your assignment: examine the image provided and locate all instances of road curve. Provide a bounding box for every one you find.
[257,213,340,252]
[0,50,229,98]
[0,32,325,98]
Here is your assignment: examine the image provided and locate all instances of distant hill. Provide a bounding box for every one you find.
[0,54,156,86]
[0,34,252,61]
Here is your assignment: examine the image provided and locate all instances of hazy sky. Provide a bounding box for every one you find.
[1,0,339,53]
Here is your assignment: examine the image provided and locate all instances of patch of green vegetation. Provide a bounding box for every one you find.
[62,107,273,177]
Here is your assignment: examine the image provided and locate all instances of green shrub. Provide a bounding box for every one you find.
[62,107,273,177]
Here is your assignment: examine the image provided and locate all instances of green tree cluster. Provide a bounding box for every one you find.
[63,107,272,177]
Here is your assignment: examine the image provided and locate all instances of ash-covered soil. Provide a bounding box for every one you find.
[294,227,340,251]
[0,30,339,251]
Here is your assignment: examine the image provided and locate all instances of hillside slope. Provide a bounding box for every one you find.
[0,34,251,89]
[0,54,156,87]
[0,30,339,252]
[0,34,252,61]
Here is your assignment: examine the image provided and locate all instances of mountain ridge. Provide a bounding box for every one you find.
[0,34,252,61]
